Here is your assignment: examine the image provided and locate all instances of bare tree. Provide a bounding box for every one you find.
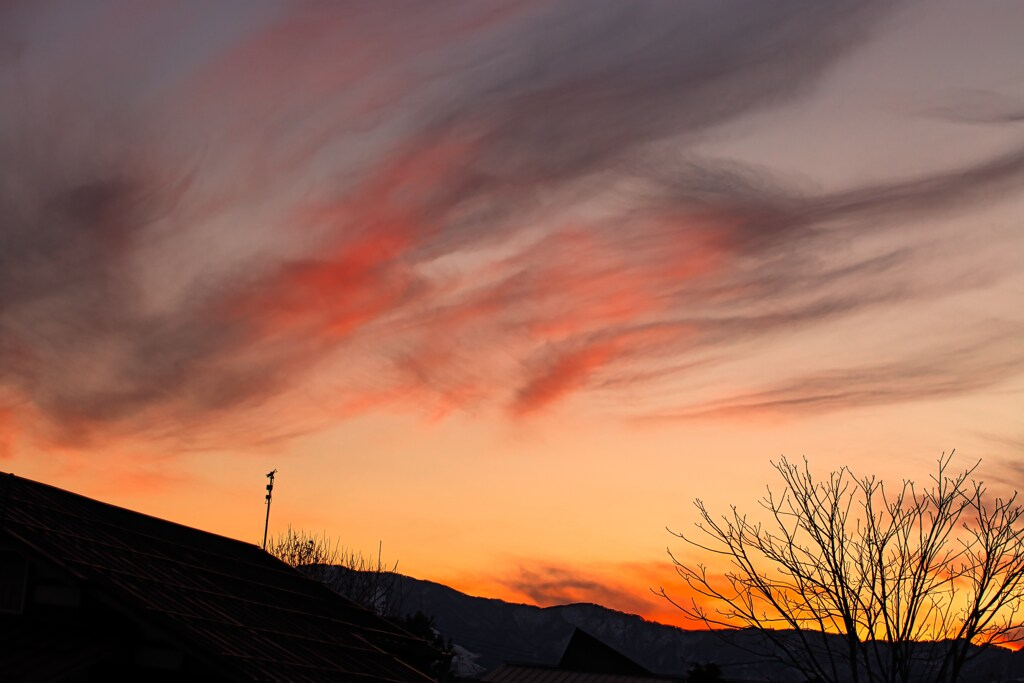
[658,453,1024,683]
[267,527,454,680]
[267,526,339,568]
[266,525,401,615]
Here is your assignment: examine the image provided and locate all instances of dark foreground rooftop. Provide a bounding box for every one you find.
[0,471,435,682]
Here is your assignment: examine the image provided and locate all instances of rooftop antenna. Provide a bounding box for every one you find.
[262,469,277,551]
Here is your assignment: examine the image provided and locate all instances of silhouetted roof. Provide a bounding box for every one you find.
[0,471,434,682]
[558,628,651,675]
[483,665,678,683]
[482,628,679,683]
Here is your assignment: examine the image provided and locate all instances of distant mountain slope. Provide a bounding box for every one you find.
[324,568,1024,682]
[387,575,707,675]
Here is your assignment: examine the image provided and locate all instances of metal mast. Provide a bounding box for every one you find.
[262,469,277,550]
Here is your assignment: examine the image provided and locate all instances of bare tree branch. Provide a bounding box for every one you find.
[656,453,1024,683]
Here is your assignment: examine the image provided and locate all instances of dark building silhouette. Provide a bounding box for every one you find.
[0,471,435,682]
[483,627,682,683]
[558,627,652,675]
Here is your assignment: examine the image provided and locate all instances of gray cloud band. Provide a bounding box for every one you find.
[3,0,1021,447]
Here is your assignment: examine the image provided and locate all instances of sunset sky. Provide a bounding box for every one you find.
[2,0,1023,628]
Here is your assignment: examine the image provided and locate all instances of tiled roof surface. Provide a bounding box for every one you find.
[0,472,434,682]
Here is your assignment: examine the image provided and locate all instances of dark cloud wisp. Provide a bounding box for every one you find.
[3,0,1021,450]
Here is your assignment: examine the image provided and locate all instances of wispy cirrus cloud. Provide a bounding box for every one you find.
[497,561,673,619]
[502,563,652,613]
[926,89,1024,125]
[457,559,710,629]
[2,0,1023,456]
[644,331,1024,422]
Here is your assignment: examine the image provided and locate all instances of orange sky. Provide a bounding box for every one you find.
[2,0,1023,629]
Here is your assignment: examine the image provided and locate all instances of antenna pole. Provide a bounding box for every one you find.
[262,469,277,550]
